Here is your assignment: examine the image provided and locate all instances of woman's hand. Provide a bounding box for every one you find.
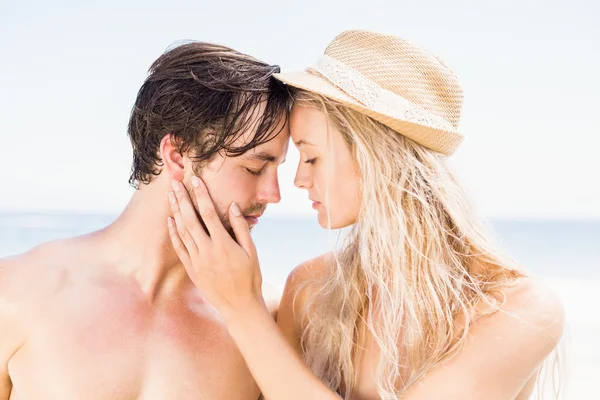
[167,176,342,400]
[167,176,264,321]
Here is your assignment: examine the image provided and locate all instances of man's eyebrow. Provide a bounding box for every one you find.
[295,139,314,147]
[244,151,282,163]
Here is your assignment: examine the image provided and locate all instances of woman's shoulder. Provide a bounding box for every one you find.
[286,252,334,290]
[284,252,335,315]
[465,276,565,380]
[276,253,334,347]
[393,276,565,398]
[464,275,565,363]
[485,277,564,331]
[493,276,565,341]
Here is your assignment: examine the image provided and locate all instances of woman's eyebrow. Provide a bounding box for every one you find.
[295,139,315,147]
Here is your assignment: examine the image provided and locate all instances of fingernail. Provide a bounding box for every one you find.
[171,180,180,192]
[230,202,241,216]
[167,217,174,227]
[191,176,200,188]
[168,191,176,204]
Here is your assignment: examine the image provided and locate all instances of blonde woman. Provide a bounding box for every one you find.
[167,30,565,399]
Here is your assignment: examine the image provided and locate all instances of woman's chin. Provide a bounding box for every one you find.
[316,214,351,230]
[316,213,333,229]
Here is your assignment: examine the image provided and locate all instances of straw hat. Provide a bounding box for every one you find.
[274,30,464,156]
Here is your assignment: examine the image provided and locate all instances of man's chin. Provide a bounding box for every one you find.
[227,222,258,240]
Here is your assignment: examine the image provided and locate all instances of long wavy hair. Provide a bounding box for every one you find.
[291,88,562,399]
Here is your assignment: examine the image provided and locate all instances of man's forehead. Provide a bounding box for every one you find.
[235,118,290,163]
[236,111,289,143]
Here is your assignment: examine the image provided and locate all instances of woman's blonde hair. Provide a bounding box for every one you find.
[291,88,562,399]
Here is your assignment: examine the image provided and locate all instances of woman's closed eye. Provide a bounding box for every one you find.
[304,158,317,165]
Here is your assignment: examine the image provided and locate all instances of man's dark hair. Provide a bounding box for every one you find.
[127,41,290,188]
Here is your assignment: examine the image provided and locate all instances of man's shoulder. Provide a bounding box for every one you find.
[1,238,73,269]
[0,239,78,304]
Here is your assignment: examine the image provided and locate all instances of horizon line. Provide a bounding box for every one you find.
[0,209,599,223]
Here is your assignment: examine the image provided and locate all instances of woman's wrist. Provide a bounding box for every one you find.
[220,291,269,327]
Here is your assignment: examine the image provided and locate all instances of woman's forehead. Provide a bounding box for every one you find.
[290,105,331,145]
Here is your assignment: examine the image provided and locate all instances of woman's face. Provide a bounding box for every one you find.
[290,104,362,229]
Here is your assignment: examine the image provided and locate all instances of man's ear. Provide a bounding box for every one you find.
[159,134,185,181]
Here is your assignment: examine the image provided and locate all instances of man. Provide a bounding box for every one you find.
[0,42,290,400]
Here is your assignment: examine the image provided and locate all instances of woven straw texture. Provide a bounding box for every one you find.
[275,30,465,156]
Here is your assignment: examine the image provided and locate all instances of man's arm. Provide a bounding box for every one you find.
[0,362,11,399]
[0,257,27,400]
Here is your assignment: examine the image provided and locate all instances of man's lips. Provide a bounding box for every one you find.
[244,213,263,225]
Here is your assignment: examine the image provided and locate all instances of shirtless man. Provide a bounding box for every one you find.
[0,42,290,400]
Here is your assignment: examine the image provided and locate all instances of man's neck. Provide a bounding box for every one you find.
[95,180,194,303]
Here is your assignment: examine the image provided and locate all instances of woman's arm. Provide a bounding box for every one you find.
[228,299,339,400]
[167,178,339,400]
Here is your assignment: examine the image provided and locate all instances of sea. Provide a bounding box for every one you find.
[1,212,598,285]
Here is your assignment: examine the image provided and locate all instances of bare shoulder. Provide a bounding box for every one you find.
[492,277,565,345]
[468,276,565,362]
[0,239,80,305]
[277,253,333,343]
[285,252,334,294]
[462,277,565,385]
[0,241,68,365]
[396,277,565,399]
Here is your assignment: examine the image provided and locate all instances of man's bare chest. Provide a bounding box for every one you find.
[9,287,258,400]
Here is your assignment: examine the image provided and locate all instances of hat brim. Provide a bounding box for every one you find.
[274,71,463,156]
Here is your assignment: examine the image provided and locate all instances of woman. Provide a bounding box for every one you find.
[167,30,564,399]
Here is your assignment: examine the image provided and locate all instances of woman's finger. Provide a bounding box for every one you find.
[167,216,192,267]
[191,176,228,240]
[171,180,211,246]
[168,190,198,255]
[229,202,257,258]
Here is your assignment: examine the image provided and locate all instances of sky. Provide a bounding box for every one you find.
[0,0,598,219]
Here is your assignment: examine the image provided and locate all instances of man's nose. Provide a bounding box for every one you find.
[257,173,281,204]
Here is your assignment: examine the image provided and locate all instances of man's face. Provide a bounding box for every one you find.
[183,121,290,237]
